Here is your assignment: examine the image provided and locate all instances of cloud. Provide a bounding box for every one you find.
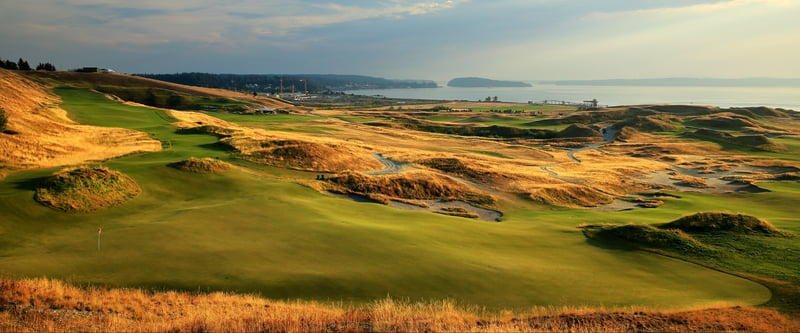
[586,0,794,20]
[1,0,465,47]
[1,0,796,78]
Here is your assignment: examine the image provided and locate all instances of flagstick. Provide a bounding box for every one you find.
[97,227,102,252]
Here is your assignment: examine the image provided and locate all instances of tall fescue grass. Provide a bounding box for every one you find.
[325,171,496,207]
[1,278,797,333]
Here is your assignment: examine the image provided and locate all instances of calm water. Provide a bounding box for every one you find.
[347,84,800,110]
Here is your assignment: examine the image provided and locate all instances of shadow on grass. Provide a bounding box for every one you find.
[198,142,234,152]
[11,176,50,192]
[582,236,640,251]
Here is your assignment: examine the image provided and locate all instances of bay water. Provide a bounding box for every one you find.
[347,84,799,110]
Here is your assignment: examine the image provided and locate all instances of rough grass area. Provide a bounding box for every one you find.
[168,157,234,173]
[416,157,506,183]
[580,223,715,254]
[325,171,495,207]
[529,185,614,208]
[2,278,797,333]
[34,166,141,213]
[612,115,678,132]
[226,138,382,173]
[688,128,786,152]
[557,124,601,138]
[661,212,791,236]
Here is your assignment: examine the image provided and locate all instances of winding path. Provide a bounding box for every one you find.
[540,127,616,176]
[567,127,617,163]
[366,153,405,175]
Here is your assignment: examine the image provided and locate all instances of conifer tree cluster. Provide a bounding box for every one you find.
[0,57,56,71]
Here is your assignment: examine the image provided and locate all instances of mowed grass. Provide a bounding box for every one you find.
[0,88,787,311]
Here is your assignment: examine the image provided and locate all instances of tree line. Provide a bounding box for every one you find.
[0,57,56,71]
[135,73,437,94]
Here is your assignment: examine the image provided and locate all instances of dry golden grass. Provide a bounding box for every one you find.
[322,170,496,207]
[0,69,161,179]
[1,278,798,333]
[167,110,383,172]
[528,184,614,207]
[669,173,711,188]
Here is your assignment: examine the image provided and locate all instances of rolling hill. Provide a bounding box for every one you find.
[1,69,799,332]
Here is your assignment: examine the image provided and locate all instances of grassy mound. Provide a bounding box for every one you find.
[417,157,506,183]
[688,129,785,152]
[168,157,234,173]
[661,212,789,236]
[645,105,717,116]
[580,223,714,254]
[325,171,495,207]
[528,185,614,208]
[233,139,382,173]
[686,114,759,130]
[613,126,643,142]
[557,124,601,138]
[727,106,789,118]
[34,166,141,213]
[613,115,677,132]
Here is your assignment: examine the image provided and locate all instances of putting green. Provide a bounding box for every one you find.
[0,88,777,310]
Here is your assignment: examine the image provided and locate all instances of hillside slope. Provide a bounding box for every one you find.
[0,69,161,178]
[24,71,302,112]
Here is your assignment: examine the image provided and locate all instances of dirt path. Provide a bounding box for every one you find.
[366,153,406,175]
[566,127,617,163]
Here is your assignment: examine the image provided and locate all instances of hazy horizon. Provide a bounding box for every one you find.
[2,0,798,82]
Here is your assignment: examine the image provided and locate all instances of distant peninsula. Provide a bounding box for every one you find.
[447,77,532,88]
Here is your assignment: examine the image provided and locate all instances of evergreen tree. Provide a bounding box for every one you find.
[4,60,18,70]
[36,62,57,71]
[0,58,5,69]
[17,58,31,71]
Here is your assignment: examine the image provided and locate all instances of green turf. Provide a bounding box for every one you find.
[2,87,795,311]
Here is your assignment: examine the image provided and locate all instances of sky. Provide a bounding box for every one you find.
[1,0,799,81]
